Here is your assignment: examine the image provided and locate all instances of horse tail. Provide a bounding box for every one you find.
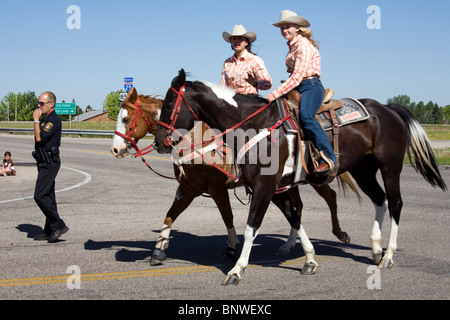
[388,104,447,191]
[337,171,361,203]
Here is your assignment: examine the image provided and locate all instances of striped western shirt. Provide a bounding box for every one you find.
[267,35,321,101]
[221,50,272,95]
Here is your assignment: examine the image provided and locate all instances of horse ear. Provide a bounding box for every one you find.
[171,69,186,90]
[127,87,137,103]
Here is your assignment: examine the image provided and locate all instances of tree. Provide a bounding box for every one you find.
[443,105,450,124]
[103,90,123,120]
[0,91,38,121]
[387,94,411,107]
[414,101,427,123]
[430,102,444,124]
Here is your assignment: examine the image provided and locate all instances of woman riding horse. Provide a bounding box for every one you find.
[266,10,337,175]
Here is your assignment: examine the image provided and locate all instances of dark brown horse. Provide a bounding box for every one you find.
[111,87,357,265]
[154,69,447,285]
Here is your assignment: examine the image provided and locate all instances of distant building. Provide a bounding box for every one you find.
[73,110,115,122]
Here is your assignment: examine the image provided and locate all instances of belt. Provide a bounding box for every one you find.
[303,75,319,80]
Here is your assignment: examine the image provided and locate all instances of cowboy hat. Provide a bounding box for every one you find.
[222,24,257,43]
[272,10,310,28]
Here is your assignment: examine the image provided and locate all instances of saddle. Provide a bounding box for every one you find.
[281,88,342,182]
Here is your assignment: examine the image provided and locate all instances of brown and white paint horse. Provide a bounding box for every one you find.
[111,87,356,266]
[154,70,447,285]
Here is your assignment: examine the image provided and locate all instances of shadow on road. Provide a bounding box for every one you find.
[83,230,373,273]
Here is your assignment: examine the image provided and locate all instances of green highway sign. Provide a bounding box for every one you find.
[55,103,76,115]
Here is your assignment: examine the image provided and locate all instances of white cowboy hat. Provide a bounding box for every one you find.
[222,24,257,43]
[272,10,310,28]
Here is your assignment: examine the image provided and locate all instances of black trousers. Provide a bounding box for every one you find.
[34,160,66,234]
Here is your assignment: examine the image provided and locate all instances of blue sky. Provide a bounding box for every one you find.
[1,0,449,110]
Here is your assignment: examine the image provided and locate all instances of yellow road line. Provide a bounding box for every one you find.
[0,256,338,287]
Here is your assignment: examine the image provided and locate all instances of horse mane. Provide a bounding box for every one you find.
[138,94,163,104]
[192,80,269,105]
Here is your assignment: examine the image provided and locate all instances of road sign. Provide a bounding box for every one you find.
[119,92,128,102]
[124,77,133,83]
[55,103,76,115]
[124,83,133,92]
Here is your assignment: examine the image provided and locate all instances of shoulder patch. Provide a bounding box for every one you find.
[43,122,53,132]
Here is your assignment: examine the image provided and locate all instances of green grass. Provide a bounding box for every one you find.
[422,124,450,140]
[403,148,450,166]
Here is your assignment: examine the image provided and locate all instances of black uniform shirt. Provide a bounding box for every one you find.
[35,110,62,152]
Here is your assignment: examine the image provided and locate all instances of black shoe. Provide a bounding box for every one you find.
[34,232,50,241]
[48,226,69,243]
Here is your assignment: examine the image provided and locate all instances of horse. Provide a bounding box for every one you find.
[111,87,357,266]
[154,69,447,285]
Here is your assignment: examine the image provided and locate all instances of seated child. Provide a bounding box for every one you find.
[1,151,16,176]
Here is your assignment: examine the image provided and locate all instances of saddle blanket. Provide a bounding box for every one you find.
[277,97,370,133]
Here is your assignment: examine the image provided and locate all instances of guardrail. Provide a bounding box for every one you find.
[0,128,154,137]
[0,128,115,136]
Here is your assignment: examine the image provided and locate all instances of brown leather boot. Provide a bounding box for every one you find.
[314,162,330,174]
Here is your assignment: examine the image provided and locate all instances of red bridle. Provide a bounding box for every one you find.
[114,98,155,157]
[114,98,176,180]
[157,85,200,147]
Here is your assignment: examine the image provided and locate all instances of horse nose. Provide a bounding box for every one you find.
[111,147,122,158]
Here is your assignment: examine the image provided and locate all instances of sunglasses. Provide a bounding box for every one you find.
[37,101,52,107]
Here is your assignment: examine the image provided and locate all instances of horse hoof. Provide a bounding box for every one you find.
[300,262,317,275]
[222,274,240,286]
[378,257,394,269]
[340,232,351,244]
[150,249,166,266]
[372,252,383,265]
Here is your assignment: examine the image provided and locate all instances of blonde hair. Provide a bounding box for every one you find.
[299,27,319,49]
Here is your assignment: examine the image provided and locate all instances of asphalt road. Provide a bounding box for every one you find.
[0,134,448,304]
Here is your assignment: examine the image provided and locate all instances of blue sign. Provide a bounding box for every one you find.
[124,77,133,83]
[124,83,133,92]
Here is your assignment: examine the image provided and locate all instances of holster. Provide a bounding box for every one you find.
[32,147,57,164]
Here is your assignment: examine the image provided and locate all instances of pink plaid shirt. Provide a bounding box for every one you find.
[267,35,321,101]
[221,50,272,95]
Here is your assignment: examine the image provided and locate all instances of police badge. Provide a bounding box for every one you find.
[43,122,53,132]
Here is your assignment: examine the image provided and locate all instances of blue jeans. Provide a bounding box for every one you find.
[296,78,337,163]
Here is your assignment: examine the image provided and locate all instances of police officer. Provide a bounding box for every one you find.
[32,91,69,243]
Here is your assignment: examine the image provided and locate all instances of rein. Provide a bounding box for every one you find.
[157,85,292,183]
[157,85,200,148]
[114,98,156,158]
[114,98,175,180]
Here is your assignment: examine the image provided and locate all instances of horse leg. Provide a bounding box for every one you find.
[270,188,318,274]
[209,184,239,262]
[311,184,350,243]
[350,160,388,265]
[150,184,199,266]
[270,188,302,256]
[377,165,403,269]
[222,184,275,286]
